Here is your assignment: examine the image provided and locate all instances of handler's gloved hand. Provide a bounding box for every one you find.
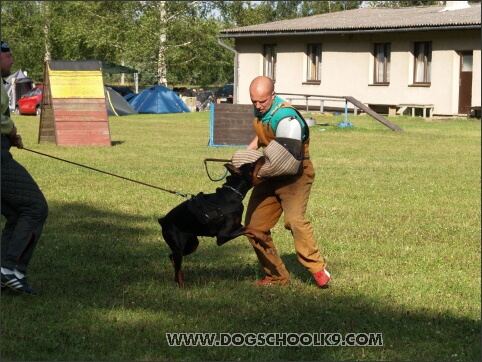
[8,126,24,149]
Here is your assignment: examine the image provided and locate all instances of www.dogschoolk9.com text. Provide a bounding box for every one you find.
[166,332,383,347]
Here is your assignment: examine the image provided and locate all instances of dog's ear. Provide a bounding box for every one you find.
[224,163,241,175]
[251,157,266,187]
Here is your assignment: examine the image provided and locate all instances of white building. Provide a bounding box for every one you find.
[217,2,481,116]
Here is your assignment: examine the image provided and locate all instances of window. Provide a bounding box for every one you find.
[414,41,432,84]
[306,43,322,83]
[461,52,473,72]
[263,44,277,80]
[374,43,390,84]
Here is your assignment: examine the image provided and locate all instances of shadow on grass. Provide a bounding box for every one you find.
[1,201,480,361]
[111,140,125,146]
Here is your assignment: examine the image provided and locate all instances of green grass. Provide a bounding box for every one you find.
[1,112,480,361]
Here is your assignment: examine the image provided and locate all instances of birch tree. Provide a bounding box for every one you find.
[158,1,168,86]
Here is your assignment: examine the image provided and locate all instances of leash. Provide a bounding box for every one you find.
[22,148,191,198]
[203,158,232,182]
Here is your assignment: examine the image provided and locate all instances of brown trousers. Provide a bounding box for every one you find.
[244,160,326,285]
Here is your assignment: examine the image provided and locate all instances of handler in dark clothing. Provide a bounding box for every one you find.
[1,40,48,295]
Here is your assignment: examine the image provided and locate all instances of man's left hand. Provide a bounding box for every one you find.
[11,134,23,149]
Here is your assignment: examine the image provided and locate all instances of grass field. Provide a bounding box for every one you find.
[1,111,480,361]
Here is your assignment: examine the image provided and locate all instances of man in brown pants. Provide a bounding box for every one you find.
[240,76,330,287]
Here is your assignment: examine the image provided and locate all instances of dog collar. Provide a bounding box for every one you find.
[223,185,244,198]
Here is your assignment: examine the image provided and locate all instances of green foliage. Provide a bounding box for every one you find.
[1,1,234,85]
[364,1,440,7]
[300,1,362,16]
[0,1,45,78]
[1,112,481,361]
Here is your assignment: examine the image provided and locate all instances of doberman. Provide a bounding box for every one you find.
[158,158,267,287]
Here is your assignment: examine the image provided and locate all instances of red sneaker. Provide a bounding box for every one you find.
[313,269,331,288]
[253,278,272,286]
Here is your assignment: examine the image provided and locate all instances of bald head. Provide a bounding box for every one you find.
[250,76,274,94]
[249,76,275,115]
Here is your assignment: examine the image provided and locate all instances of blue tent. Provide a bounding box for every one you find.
[128,85,190,114]
[124,93,138,102]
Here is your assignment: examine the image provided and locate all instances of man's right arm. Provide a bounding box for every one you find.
[1,83,23,147]
[246,136,259,150]
[1,81,15,135]
[1,113,15,135]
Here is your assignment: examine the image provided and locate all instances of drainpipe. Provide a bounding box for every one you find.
[217,36,238,104]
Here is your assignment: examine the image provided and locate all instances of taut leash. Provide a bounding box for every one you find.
[23,148,191,198]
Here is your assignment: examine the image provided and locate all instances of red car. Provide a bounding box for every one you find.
[16,85,43,116]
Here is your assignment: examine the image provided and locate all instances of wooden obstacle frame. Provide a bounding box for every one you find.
[208,103,255,147]
[208,96,402,147]
[38,60,111,146]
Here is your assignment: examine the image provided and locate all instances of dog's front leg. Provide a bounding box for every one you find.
[169,254,185,287]
[216,233,239,246]
[216,214,246,246]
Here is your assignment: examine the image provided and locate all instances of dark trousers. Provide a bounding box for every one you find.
[1,136,48,273]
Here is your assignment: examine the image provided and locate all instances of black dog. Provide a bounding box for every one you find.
[158,159,267,286]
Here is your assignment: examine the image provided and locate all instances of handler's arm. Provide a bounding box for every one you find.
[275,116,303,159]
[246,136,259,150]
[1,84,23,148]
[1,82,15,135]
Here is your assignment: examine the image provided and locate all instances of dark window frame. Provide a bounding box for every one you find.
[306,43,322,84]
[413,41,432,85]
[263,44,277,81]
[374,42,391,84]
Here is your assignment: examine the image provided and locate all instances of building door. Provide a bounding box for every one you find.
[458,51,473,114]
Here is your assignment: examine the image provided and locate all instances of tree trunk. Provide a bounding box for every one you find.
[158,1,168,86]
[121,60,125,85]
[42,2,51,62]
